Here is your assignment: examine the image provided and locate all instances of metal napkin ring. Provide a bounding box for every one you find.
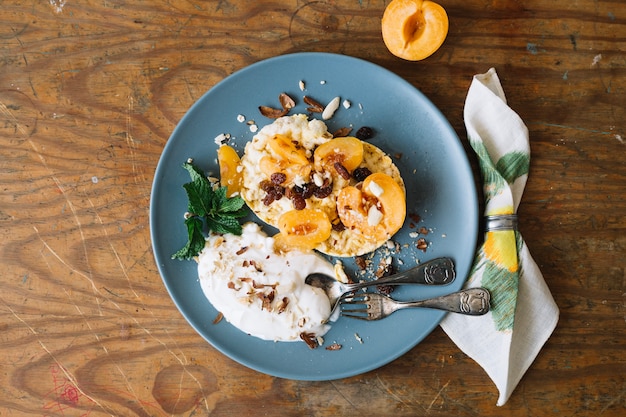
[485,214,518,231]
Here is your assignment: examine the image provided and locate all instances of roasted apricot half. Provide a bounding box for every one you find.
[337,172,406,240]
[313,136,364,174]
[274,209,332,252]
[217,145,243,196]
[268,134,309,166]
[381,0,449,61]
[259,155,311,185]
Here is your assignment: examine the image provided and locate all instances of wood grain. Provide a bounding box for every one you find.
[1,0,624,415]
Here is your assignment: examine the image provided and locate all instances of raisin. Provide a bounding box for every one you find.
[262,194,275,206]
[313,185,332,199]
[352,167,372,182]
[291,194,306,210]
[261,181,285,206]
[271,172,287,184]
[355,126,374,140]
[294,183,315,199]
[260,180,274,192]
[332,220,346,232]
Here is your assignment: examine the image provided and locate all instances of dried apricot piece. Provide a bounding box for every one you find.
[381,0,449,61]
[217,145,243,196]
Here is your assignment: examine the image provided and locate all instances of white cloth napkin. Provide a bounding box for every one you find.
[440,68,559,406]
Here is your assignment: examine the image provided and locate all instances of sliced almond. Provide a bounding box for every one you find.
[332,126,352,138]
[322,96,341,120]
[259,105,288,119]
[303,95,324,113]
[279,93,296,110]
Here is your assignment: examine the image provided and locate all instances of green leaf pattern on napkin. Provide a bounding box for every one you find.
[468,136,530,332]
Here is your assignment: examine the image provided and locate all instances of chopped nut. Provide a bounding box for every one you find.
[259,105,288,119]
[303,95,324,113]
[325,343,342,351]
[257,290,275,311]
[333,162,351,180]
[236,246,249,255]
[419,227,429,235]
[416,238,428,252]
[276,297,289,314]
[249,260,263,272]
[213,312,224,324]
[300,332,319,349]
[355,256,367,270]
[279,92,296,110]
[333,126,352,137]
[375,258,394,278]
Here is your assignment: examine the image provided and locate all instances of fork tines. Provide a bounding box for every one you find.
[340,294,372,320]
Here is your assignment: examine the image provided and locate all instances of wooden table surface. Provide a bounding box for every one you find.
[1,0,624,415]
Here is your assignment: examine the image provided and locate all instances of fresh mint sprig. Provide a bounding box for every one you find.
[171,160,247,260]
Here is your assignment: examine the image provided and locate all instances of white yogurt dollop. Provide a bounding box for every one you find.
[197,222,336,342]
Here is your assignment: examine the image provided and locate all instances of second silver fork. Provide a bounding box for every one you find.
[341,288,491,320]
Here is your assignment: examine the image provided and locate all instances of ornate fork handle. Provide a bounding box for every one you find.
[343,257,456,292]
[394,288,490,315]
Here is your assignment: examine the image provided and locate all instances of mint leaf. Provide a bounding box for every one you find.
[183,179,212,217]
[219,192,246,213]
[205,215,242,235]
[182,161,207,183]
[171,216,205,260]
[172,159,249,261]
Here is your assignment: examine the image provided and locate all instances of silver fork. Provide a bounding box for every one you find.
[341,288,490,320]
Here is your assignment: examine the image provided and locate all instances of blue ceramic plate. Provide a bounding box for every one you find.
[150,53,478,380]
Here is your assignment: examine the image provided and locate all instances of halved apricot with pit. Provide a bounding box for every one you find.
[274,209,332,252]
[314,136,364,178]
[381,0,449,61]
[217,145,243,196]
